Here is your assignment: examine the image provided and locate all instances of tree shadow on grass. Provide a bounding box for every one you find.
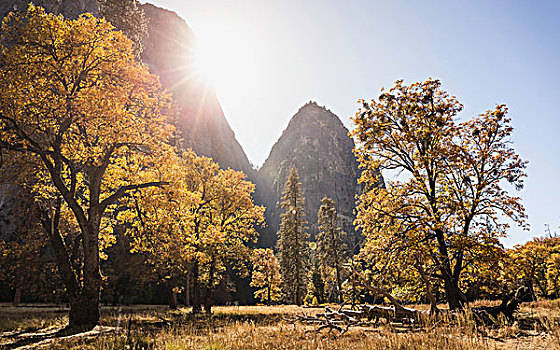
[0,325,115,349]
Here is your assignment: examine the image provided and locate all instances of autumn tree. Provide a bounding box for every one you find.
[0,185,64,305]
[276,166,309,305]
[121,150,199,309]
[198,166,264,313]
[506,236,560,299]
[351,79,527,310]
[304,260,325,305]
[546,251,560,299]
[0,5,174,330]
[316,196,347,303]
[250,248,282,305]
[127,150,264,313]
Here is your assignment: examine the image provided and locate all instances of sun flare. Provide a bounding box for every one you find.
[192,21,262,93]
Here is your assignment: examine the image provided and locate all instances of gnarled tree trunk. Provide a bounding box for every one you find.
[68,294,99,330]
[40,200,102,331]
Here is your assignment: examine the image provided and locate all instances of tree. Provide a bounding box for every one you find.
[316,196,347,303]
[198,166,264,313]
[546,251,560,299]
[351,79,527,310]
[127,150,264,314]
[0,5,174,330]
[0,185,64,305]
[304,260,325,305]
[276,165,309,305]
[250,248,282,305]
[505,236,560,300]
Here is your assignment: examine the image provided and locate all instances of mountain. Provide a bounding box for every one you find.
[140,4,254,175]
[257,102,379,248]
[0,0,99,19]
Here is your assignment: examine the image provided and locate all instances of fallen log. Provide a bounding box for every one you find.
[471,287,529,326]
[290,266,529,334]
[289,302,430,335]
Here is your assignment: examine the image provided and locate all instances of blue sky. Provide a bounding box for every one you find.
[146,0,560,246]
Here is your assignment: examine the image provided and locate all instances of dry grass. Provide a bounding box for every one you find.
[1,301,559,349]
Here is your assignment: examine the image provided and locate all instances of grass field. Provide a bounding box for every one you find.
[1,301,559,349]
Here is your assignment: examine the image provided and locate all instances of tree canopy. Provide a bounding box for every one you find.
[351,79,527,310]
[0,4,174,329]
[127,150,264,313]
[251,248,282,305]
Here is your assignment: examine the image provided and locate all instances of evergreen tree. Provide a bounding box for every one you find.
[317,196,347,303]
[304,251,325,305]
[276,166,309,305]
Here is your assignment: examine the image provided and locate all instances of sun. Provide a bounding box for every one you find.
[192,20,262,94]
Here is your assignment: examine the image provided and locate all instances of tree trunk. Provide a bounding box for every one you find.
[295,257,301,305]
[335,264,342,304]
[79,224,102,329]
[414,260,439,314]
[434,228,465,310]
[68,294,99,331]
[192,261,201,313]
[167,281,178,309]
[203,287,213,314]
[170,291,178,309]
[41,205,101,331]
[295,279,300,305]
[184,272,190,306]
[12,285,22,306]
[442,276,464,310]
[204,259,215,314]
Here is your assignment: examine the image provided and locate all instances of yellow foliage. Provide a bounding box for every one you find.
[251,248,282,304]
[127,150,265,290]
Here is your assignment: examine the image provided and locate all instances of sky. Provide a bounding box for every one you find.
[145,0,560,247]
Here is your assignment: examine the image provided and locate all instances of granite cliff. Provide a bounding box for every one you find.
[257,102,374,248]
[0,0,99,19]
[140,4,254,174]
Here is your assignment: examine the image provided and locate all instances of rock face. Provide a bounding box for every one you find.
[140,4,254,175]
[0,0,99,19]
[257,102,373,248]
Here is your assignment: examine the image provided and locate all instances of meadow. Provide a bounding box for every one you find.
[1,301,559,350]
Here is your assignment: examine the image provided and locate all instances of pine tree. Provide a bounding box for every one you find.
[317,196,347,303]
[276,166,309,305]
[309,261,325,304]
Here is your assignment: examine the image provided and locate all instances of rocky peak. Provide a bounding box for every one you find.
[258,102,371,247]
[289,101,340,126]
